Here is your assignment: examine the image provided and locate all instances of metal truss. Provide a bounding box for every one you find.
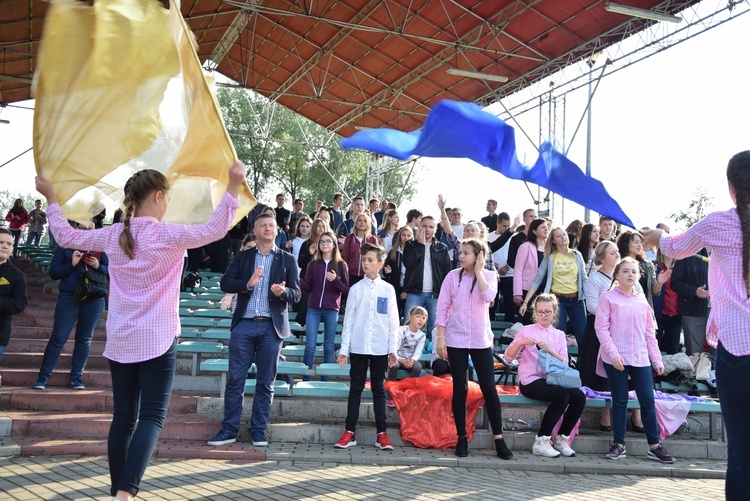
[487,0,750,121]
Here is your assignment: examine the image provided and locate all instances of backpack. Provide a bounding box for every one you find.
[181,271,201,292]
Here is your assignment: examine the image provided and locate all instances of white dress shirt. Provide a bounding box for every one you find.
[340,275,399,357]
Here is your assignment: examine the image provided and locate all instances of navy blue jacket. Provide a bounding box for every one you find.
[221,246,301,338]
[670,250,710,317]
[50,247,109,295]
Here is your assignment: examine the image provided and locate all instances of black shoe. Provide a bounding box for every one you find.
[630,416,645,434]
[495,438,513,460]
[599,424,612,432]
[455,436,468,457]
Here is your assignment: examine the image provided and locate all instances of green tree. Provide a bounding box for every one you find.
[217,86,417,207]
[669,188,713,229]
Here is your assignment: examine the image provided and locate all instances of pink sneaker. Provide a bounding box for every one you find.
[386,399,396,408]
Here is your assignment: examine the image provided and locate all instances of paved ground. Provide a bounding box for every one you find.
[1,446,726,501]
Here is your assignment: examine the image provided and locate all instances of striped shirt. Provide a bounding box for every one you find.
[47,192,238,363]
[660,208,750,356]
[436,268,497,349]
[243,246,276,318]
[594,287,663,375]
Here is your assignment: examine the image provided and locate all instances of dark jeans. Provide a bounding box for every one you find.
[303,307,338,380]
[716,342,750,500]
[603,363,659,446]
[25,230,42,247]
[447,346,503,436]
[387,360,422,380]
[403,291,438,337]
[108,341,176,497]
[519,378,586,436]
[37,292,105,383]
[222,319,283,435]
[346,353,388,433]
[656,314,682,355]
[555,296,587,345]
[499,277,517,323]
[9,228,21,256]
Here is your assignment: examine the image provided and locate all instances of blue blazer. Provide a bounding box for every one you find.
[221,246,301,339]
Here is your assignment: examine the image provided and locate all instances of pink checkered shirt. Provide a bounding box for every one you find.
[436,268,497,349]
[594,287,663,376]
[506,323,568,386]
[47,192,239,363]
[660,208,750,356]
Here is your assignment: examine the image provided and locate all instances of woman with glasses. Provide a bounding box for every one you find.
[505,294,586,458]
[300,230,350,379]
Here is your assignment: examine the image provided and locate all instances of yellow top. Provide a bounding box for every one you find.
[551,251,578,295]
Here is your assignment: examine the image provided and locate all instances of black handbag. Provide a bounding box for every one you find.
[74,263,109,303]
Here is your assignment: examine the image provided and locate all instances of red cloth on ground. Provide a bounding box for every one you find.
[386,375,484,450]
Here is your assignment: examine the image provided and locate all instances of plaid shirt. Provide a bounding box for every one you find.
[660,208,750,356]
[48,192,238,363]
[436,268,497,349]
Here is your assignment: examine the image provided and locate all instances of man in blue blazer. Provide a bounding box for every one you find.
[208,214,301,447]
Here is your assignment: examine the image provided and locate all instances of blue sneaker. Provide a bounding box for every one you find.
[207,428,237,446]
[251,430,268,447]
[32,379,47,390]
[70,377,85,390]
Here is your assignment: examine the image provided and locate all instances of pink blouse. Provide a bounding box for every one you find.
[436,268,497,349]
[594,286,663,377]
[513,241,540,296]
[47,192,239,363]
[506,323,568,386]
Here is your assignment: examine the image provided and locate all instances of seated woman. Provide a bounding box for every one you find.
[505,294,586,458]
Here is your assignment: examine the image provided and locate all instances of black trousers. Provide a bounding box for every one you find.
[519,378,586,437]
[447,347,503,436]
[346,353,388,434]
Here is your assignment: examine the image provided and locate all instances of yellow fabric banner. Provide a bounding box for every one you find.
[33,0,255,225]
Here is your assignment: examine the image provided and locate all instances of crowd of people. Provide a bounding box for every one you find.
[0,151,746,499]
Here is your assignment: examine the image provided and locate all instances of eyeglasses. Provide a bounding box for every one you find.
[318,239,334,245]
[536,310,554,316]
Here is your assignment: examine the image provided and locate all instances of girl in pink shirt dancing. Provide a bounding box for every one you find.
[36,161,247,501]
[595,257,673,464]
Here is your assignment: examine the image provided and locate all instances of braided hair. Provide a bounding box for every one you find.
[457,237,488,295]
[728,151,750,294]
[118,169,170,259]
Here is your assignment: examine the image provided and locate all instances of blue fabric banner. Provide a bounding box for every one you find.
[340,100,634,228]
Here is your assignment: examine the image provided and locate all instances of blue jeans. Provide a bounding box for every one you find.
[555,296,587,345]
[603,363,659,446]
[303,307,338,380]
[403,292,438,337]
[37,292,105,383]
[221,319,282,435]
[25,231,42,247]
[108,340,176,497]
[716,342,750,500]
[0,344,5,363]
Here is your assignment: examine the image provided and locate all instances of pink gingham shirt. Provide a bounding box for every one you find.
[506,323,568,386]
[47,192,239,363]
[436,268,497,349]
[594,287,663,377]
[660,208,750,356]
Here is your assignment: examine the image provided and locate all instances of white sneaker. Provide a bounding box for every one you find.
[532,435,561,458]
[554,434,576,457]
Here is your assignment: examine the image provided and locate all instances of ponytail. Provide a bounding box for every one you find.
[727,151,750,294]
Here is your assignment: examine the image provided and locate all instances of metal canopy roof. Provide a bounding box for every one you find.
[1,0,698,137]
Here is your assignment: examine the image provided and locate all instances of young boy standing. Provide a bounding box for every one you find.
[335,243,399,450]
[0,228,28,364]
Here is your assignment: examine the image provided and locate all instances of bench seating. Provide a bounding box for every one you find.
[176,341,226,376]
[192,308,233,319]
[244,379,290,396]
[199,359,310,397]
[293,381,372,398]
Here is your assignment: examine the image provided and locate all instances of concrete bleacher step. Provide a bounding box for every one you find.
[6,337,107,355]
[2,352,111,370]
[0,368,113,388]
[8,326,107,341]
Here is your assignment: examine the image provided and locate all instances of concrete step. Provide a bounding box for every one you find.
[12,436,265,461]
[0,387,197,414]
[5,338,106,356]
[0,368,112,388]
[7,411,221,441]
[6,326,107,341]
[1,352,110,370]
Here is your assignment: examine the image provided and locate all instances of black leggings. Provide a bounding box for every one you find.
[519,378,586,437]
[447,346,503,436]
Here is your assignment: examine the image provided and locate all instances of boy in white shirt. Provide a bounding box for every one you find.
[335,243,399,451]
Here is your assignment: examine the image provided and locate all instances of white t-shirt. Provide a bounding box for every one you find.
[422,242,433,293]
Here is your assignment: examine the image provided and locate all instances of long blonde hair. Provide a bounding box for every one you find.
[119,169,170,259]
